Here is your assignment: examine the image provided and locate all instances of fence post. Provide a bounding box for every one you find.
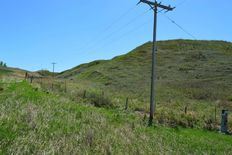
[215,106,217,122]
[125,97,129,110]
[220,110,228,134]
[184,106,188,114]
[83,90,86,99]
[30,76,33,83]
[64,80,67,93]
[25,72,28,80]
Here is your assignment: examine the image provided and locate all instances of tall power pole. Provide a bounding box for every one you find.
[52,62,56,90]
[52,62,56,77]
[139,0,174,125]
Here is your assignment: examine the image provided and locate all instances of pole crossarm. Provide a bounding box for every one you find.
[139,0,175,11]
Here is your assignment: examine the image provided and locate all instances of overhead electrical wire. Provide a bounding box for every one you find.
[162,13,197,39]
[84,9,150,52]
[175,0,189,7]
[77,5,138,52]
[81,0,194,55]
[154,0,196,40]
[90,19,151,52]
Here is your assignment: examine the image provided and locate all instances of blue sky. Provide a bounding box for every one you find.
[0,0,231,72]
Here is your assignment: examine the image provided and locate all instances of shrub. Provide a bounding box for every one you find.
[228,96,232,102]
[88,91,114,108]
[155,110,199,128]
[0,61,7,67]
[203,119,218,131]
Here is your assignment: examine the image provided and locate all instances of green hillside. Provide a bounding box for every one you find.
[58,39,232,104]
[0,66,49,81]
[36,70,57,77]
[56,40,232,130]
[0,66,28,80]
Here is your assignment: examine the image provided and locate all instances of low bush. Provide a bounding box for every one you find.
[203,119,218,131]
[155,110,199,128]
[87,91,114,109]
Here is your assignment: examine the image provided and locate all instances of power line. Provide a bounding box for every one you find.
[175,0,189,7]
[103,5,137,32]
[83,9,150,52]
[76,5,137,52]
[163,14,197,39]
[90,19,151,52]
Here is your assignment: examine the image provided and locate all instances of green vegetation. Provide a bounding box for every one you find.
[59,40,232,102]
[0,68,12,76]
[0,61,7,67]
[1,40,232,154]
[57,40,232,130]
[1,81,232,154]
[36,70,58,77]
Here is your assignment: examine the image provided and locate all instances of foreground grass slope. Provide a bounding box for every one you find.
[0,81,232,154]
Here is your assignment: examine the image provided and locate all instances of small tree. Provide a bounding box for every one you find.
[0,61,7,67]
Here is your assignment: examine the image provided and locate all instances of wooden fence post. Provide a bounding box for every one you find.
[64,80,67,93]
[40,77,43,86]
[83,90,87,99]
[25,72,28,80]
[184,106,188,114]
[125,97,129,110]
[215,106,217,122]
[30,76,33,83]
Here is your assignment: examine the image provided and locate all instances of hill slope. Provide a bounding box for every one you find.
[0,66,54,81]
[0,66,29,80]
[1,81,232,154]
[58,40,232,102]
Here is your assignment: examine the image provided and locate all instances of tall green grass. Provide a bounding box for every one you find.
[1,81,232,154]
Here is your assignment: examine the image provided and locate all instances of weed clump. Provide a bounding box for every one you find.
[203,119,218,131]
[88,91,114,109]
[155,110,199,128]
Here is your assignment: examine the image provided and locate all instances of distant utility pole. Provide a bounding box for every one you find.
[52,63,56,77]
[52,62,56,90]
[138,0,174,125]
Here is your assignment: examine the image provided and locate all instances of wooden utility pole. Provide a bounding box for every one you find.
[52,63,56,78]
[139,0,174,125]
[52,62,56,90]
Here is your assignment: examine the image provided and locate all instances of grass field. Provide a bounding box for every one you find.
[1,81,232,154]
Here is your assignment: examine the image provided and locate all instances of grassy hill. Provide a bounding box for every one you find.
[36,70,57,77]
[1,81,232,154]
[58,40,232,101]
[0,66,54,81]
[56,40,232,131]
[0,66,29,80]
[58,39,232,109]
